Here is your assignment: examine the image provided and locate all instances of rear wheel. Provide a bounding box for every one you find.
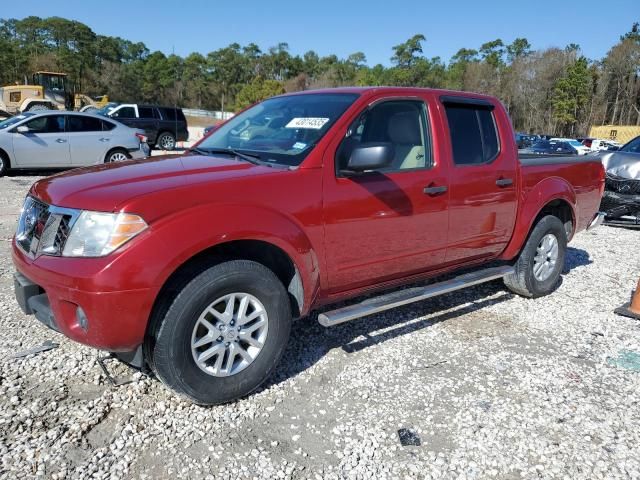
[0,151,8,176]
[156,132,176,150]
[105,148,130,163]
[148,260,292,405]
[504,215,567,298]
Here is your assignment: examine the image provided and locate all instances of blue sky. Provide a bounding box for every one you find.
[3,0,637,65]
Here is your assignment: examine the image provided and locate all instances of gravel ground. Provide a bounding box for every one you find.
[0,174,639,480]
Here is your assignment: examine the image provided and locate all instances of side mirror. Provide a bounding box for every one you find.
[342,143,394,174]
[16,126,29,134]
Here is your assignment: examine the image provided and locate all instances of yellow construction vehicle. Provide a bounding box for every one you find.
[0,72,109,117]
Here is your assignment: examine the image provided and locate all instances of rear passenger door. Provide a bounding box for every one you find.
[67,115,112,165]
[441,97,518,264]
[135,106,161,143]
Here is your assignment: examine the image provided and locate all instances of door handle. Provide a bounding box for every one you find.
[56,138,67,144]
[99,138,110,142]
[496,178,513,187]
[423,185,448,196]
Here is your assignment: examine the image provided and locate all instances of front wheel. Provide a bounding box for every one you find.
[149,260,292,405]
[504,215,567,298]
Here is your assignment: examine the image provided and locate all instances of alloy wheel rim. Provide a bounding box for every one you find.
[533,233,559,282]
[109,152,127,162]
[160,135,174,149]
[191,293,269,377]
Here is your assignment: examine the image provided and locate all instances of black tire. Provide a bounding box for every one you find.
[156,132,176,150]
[26,103,50,112]
[0,150,8,176]
[104,148,130,163]
[149,260,292,405]
[504,215,567,298]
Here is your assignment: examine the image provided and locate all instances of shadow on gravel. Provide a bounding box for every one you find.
[263,249,594,392]
[563,247,592,273]
[263,280,515,392]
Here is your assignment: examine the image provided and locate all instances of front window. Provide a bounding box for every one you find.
[196,93,359,167]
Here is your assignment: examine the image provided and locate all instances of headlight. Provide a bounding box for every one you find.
[62,211,148,257]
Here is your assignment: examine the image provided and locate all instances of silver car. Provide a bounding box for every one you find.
[0,111,149,176]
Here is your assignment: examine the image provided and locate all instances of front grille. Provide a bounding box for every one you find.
[16,197,78,257]
[16,197,50,255]
[605,174,640,195]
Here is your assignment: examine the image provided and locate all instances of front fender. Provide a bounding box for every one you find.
[501,176,577,260]
[147,203,322,315]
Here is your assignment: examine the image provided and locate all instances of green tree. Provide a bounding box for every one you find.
[235,77,285,109]
[391,34,426,68]
[552,56,591,135]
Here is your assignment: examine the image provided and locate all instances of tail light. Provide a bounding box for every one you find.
[135,132,148,144]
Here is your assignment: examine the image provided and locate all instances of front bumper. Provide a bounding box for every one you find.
[12,242,155,352]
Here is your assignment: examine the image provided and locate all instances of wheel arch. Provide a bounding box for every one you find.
[501,177,577,260]
[145,238,307,348]
[0,146,11,169]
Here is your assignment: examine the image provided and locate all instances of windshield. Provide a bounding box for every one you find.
[95,103,119,116]
[620,137,640,153]
[0,113,34,130]
[568,140,583,147]
[196,93,359,167]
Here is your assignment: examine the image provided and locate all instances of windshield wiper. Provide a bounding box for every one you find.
[191,147,261,165]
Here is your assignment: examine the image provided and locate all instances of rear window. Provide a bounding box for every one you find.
[160,107,185,122]
[138,106,155,118]
[102,120,116,131]
[67,115,104,132]
[444,102,500,165]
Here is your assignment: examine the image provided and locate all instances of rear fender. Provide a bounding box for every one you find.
[501,176,576,260]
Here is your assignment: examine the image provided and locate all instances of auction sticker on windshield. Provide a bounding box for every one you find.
[286,117,330,129]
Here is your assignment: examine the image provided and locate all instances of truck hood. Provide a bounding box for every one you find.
[31,154,280,212]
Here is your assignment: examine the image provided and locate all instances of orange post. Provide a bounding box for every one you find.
[615,277,640,320]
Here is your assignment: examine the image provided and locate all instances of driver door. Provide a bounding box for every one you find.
[11,114,71,168]
[322,96,449,293]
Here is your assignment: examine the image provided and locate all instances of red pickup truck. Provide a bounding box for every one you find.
[13,87,605,404]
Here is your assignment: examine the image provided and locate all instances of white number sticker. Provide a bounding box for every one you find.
[285,117,330,129]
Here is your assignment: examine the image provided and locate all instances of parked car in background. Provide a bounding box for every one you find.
[521,140,579,156]
[12,87,604,404]
[550,138,591,155]
[599,135,640,222]
[100,104,189,150]
[515,133,536,149]
[0,111,149,176]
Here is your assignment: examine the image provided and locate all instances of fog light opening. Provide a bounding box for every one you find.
[75,307,89,332]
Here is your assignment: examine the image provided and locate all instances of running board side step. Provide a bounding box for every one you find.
[318,265,515,327]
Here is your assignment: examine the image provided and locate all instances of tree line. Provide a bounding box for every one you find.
[0,16,639,136]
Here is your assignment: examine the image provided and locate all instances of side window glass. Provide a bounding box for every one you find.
[336,100,431,173]
[24,116,65,133]
[138,107,154,118]
[67,116,103,132]
[102,120,116,131]
[112,107,136,119]
[444,103,500,165]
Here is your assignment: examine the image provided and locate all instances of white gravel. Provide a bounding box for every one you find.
[0,174,639,479]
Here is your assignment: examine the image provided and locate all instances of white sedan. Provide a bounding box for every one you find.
[0,111,149,176]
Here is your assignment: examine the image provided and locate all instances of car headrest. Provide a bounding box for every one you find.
[387,111,421,145]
